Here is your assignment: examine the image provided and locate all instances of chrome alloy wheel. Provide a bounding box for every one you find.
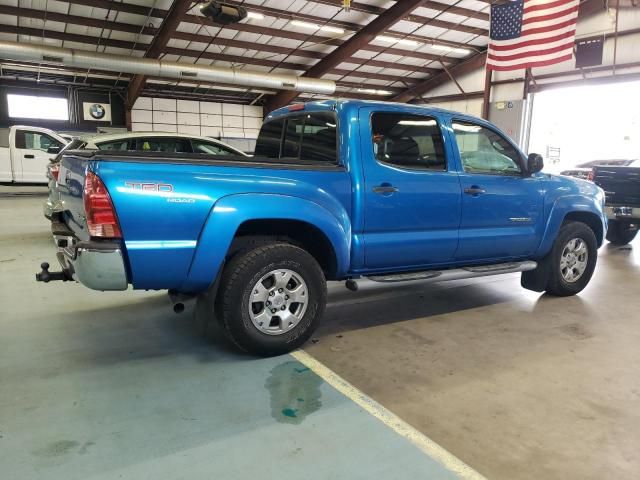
[248,269,309,335]
[560,238,589,283]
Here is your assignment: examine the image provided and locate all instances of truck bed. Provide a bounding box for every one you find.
[57,149,351,291]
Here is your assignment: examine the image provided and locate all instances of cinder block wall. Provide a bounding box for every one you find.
[131,97,263,152]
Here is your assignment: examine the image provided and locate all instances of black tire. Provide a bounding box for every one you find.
[545,221,598,296]
[214,242,326,356]
[606,220,638,245]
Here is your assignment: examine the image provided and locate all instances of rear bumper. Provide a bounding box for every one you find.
[43,199,62,219]
[605,205,640,222]
[52,222,128,291]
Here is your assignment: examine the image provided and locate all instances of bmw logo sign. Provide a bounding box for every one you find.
[89,104,106,120]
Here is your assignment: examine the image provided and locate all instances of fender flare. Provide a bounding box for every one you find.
[181,193,351,292]
[537,194,606,257]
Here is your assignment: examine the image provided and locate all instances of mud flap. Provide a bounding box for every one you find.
[521,254,551,292]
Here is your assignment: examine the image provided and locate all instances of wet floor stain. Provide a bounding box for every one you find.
[265,361,323,425]
[32,440,79,458]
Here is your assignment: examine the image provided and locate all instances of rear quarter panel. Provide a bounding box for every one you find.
[93,160,351,291]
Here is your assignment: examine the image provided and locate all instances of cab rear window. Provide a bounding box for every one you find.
[254,112,337,163]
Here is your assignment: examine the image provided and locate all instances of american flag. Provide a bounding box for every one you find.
[487,0,579,71]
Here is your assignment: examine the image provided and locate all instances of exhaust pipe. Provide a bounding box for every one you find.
[0,41,336,95]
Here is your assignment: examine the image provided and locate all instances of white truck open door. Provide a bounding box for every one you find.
[9,126,67,183]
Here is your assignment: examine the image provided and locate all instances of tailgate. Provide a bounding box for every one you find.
[594,166,640,206]
[57,152,90,241]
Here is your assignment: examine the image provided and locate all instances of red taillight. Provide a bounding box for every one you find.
[83,172,122,238]
[50,164,60,181]
[587,168,595,182]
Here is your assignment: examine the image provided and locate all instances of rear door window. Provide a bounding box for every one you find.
[254,118,284,158]
[371,113,446,170]
[255,112,337,163]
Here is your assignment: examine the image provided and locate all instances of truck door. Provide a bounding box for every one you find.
[448,119,544,261]
[359,108,462,270]
[12,128,64,183]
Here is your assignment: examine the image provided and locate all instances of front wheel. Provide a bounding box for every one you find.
[545,221,598,296]
[215,242,327,356]
[606,220,638,245]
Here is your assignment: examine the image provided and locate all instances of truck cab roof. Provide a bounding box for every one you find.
[266,99,474,122]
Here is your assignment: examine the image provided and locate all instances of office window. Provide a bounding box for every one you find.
[7,94,69,121]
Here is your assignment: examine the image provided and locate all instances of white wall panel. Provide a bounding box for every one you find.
[201,126,222,137]
[243,116,262,130]
[177,100,199,113]
[131,109,152,123]
[133,97,263,148]
[152,98,177,112]
[153,110,177,124]
[177,112,200,125]
[223,116,243,128]
[201,114,222,127]
[132,97,152,110]
[222,103,243,116]
[131,122,152,131]
[200,102,222,114]
[178,125,201,135]
[153,123,178,133]
[223,128,245,138]
[243,105,263,118]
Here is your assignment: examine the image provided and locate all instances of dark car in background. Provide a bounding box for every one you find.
[590,163,640,245]
[561,159,637,180]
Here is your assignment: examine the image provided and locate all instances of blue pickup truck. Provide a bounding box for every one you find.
[38,100,607,355]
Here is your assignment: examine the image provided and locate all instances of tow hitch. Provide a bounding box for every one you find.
[35,261,72,283]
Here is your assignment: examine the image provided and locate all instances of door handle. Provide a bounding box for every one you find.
[464,186,486,196]
[373,184,399,195]
[24,154,35,159]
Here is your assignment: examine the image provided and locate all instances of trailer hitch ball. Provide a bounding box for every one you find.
[173,303,185,314]
[36,262,51,282]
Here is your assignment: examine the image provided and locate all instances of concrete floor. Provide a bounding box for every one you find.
[2,186,639,479]
[0,189,473,480]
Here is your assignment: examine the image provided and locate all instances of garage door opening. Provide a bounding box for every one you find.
[528,80,640,174]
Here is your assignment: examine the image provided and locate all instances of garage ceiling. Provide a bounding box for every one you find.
[0,0,493,106]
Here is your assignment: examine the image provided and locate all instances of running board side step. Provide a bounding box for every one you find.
[366,261,538,283]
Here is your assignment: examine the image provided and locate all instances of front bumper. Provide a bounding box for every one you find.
[605,205,640,222]
[47,221,128,291]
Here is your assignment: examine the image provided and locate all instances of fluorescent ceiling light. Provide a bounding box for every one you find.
[430,44,471,55]
[246,11,264,20]
[290,20,344,34]
[398,120,437,126]
[376,35,419,47]
[358,88,393,96]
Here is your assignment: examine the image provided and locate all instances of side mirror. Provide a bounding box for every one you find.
[527,153,544,175]
[47,145,61,154]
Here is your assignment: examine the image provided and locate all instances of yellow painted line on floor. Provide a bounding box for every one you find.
[291,350,487,480]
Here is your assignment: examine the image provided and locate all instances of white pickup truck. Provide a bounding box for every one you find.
[0,125,68,183]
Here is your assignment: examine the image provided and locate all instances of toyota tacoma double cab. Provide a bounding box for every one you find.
[37,100,607,356]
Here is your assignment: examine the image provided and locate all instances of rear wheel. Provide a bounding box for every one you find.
[545,221,598,296]
[606,220,638,245]
[214,242,326,356]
